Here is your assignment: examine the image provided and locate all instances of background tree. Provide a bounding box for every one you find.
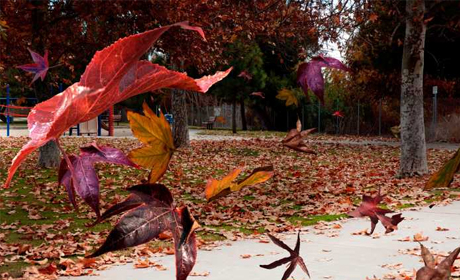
[344,0,460,177]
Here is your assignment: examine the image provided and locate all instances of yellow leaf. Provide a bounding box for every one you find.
[426,147,460,190]
[128,102,175,183]
[205,166,274,202]
[205,168,242,202]
[276,88,298,107]
[231,166,274,192]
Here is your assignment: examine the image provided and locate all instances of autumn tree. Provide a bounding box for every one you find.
[345,0,460,177]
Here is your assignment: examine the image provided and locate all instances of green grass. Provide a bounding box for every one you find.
[286,214,347,227]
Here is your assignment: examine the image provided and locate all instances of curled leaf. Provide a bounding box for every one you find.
[425,147,460,190]
[58,143,137,217]
[282,127,316,154]
[90,184,198,280]
[205,166,274,202]
[297,56,349,103]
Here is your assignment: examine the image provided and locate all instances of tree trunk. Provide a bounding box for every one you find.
[31,0,61,168]
[172,89,190,148]
[232,97,237,134]
[38,141,61,168]
[400,0,428,177]
[240,98,247,131]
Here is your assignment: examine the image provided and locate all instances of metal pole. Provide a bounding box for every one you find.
[432,86,438,138]
[378,98,382,136]
[6,84,10,137]
[317,100,321,133]
[336,101,339,134]
[109,106,114,136]
[302,105,305,130]
[357,100,360,135]
[97,115,102,136]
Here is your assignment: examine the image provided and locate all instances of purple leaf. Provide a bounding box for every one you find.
[58,144,138,217]
[348,190,403,235]
[260,232,310,280]
[90,184,199,280]
[297,56,349,104]
[17,48,49,85]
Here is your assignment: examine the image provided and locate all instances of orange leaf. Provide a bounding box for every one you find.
[205,166,274,202]
[128,102,175,183]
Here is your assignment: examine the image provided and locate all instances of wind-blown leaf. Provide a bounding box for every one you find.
[59,143,137,217]
[17,48,49,85]
[297,56,349,104]
[260,232,310,280]
[282,127,316,154]
[5,21,231,188]
[348,189,403,235]
[128,102,175,183]
[205,166,274,202]
[276,88,298,107]
[416,243,460,280]
[425,147,460,190]
[90,184,198,280]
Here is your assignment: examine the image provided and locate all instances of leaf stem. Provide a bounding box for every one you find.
[55,138,79,210]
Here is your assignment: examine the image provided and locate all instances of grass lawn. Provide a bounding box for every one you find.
[0,135,457,278]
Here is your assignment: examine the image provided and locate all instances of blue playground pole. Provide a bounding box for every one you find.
[97,115,102,136]
[6,84,10,137]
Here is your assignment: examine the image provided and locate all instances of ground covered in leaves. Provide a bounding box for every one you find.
[0,134,459,279]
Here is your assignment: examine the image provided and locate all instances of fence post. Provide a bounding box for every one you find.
[357,100,360,135]
[317,99,321,133]
[302,105,305,129]
[431,86,438,139]
[6,84,10,137]
[336,100,339,134]
[378,98,382,136]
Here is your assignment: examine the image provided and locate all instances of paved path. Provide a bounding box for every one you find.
[1,127,457,151]
[60,201,460,280]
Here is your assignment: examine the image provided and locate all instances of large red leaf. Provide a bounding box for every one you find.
[5,22,231,188]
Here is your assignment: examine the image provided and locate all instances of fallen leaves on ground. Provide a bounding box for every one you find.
[0,134,458,278]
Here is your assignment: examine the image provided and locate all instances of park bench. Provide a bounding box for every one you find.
[101,114,122,125]
[202,116,216,129]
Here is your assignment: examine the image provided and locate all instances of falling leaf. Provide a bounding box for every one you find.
[282,127,316,154]
[89,183,199,280]
[238,70,252,80]
[59,143,137,217]
[251,92,265,98]
[276,88,298,107]
[128,102,175,183]
[416,243,460,280]
[260,232,310,280]
[297,56,349,104]
[333,111,344,118]
[205,166,274,202]
[425,147,460,190]
[348,189,404,234]
[5,21,231,188]
[17,48,49,85]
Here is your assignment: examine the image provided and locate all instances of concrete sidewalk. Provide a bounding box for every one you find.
[60,201,460,280]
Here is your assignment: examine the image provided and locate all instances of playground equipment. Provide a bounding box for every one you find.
[1,84,117,137]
